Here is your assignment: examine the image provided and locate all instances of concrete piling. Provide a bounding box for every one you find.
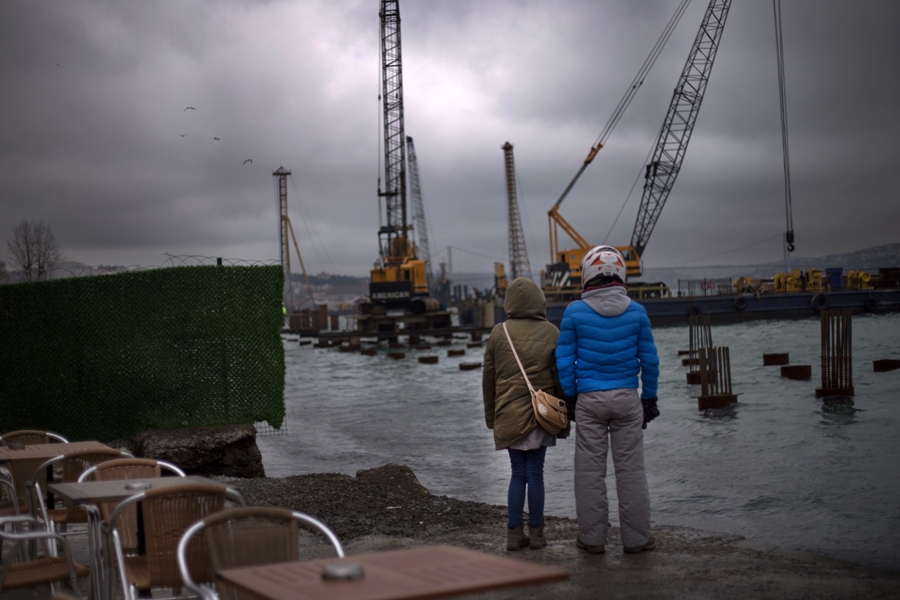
[697,346,738,410]
[763,353,789,366]
[687,315,713,384]
[781,365,811,380]
[873,359,900,372]
[816,310,854,398]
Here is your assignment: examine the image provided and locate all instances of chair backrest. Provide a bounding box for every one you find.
[0,430,69,446]
[111,483,235,589]
[177,506,344,600]
[63,449,133,523]
[82,458,185,551]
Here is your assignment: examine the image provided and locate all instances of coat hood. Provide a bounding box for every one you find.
[581,285,631,317]
[504,277,547,320]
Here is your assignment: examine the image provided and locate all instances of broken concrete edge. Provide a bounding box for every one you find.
[105,423,265,478]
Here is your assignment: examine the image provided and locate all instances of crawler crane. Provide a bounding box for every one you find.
[543,0,732,299]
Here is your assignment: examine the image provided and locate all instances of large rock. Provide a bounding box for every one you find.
[131,424,265,478]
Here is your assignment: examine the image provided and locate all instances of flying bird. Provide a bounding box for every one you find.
[213,137,220,141]
[242,159,253,165]
[184,106,196,112]
[179,134,187,138]
[50,59,65,68]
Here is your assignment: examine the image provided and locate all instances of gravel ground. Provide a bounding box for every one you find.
[214,463,513,540]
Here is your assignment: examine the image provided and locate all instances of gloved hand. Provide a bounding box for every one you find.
[565,397,577,423]
[641,397,659,430]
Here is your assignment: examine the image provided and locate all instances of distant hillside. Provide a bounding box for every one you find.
[642,242,900,289]
[797,243,900,269]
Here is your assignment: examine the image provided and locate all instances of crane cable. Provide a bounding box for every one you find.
[553,0,692,209]
[774,0,795,251]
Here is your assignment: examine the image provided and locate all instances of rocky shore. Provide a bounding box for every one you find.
[212,464,900,599]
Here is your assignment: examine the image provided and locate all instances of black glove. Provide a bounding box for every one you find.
[641,397,659,430]
[565,397,577,423]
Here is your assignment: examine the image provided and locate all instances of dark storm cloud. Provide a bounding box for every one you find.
[1,0,898,274]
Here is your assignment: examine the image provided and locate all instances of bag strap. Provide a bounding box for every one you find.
[502,322,535,395]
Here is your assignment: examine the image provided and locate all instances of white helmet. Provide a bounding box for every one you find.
[581,245,626,288]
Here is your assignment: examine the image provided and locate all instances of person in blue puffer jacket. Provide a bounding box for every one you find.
[556,245,660,556]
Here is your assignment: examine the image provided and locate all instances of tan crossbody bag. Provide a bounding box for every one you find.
[502,322,568,435]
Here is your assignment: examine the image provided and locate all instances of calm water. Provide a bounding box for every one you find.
[259,313,900,571]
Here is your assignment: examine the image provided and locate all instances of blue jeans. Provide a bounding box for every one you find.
[507,446,546,529]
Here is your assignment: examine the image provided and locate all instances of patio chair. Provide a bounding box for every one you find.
[0,467,19,518]
[0,470,23,563]
[0,514,89,599]
[176,506,345,600]
[105,482,245,600]
[1,430,68,518]
[78,458,186,554]
[31,448,133,535]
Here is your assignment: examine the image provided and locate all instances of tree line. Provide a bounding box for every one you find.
[1,220,62,282]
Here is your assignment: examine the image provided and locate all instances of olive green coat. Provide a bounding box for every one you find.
[482,278,567,450]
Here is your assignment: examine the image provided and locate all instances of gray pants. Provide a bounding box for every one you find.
[574,388,651,548]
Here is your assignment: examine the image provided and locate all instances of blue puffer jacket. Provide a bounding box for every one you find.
[556,287,659,400]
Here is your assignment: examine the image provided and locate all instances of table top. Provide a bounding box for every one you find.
[0,440,112,463]
[216,544,568,600]
[48,475,221,505]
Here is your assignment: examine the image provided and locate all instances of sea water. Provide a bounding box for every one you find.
[258,312,900,571]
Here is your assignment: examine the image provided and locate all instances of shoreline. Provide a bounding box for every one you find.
[8,463,896,599]
[214,464,900,599]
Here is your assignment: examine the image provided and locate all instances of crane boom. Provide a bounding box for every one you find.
[502,142,533,282]
[406,135,433,291]
[377,0,409,266]
[630,0,732,262]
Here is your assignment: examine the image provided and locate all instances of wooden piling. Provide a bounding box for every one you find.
[448,349,465,357]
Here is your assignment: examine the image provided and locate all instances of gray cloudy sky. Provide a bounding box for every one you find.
[2,0,898,275]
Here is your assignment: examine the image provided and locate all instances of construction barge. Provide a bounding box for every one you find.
[545,288,900,329]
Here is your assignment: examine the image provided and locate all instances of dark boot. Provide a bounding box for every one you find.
[507,523,529,551]
[529,523,546,549]
[624,535,656,554]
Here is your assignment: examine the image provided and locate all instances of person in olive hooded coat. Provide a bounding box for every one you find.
[483,277,567,551]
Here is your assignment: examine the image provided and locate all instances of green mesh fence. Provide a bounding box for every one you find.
[0,265,285,441]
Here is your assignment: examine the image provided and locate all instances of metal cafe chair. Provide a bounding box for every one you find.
[176,506,345,600]
[0,467,20,518]
[104,482,245,600]
[77,458,187,591]
[0,469,24,563]
[1,430,69,521]
[0,514,89,599]
[30,448,133,537]
[79,458,187,544]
